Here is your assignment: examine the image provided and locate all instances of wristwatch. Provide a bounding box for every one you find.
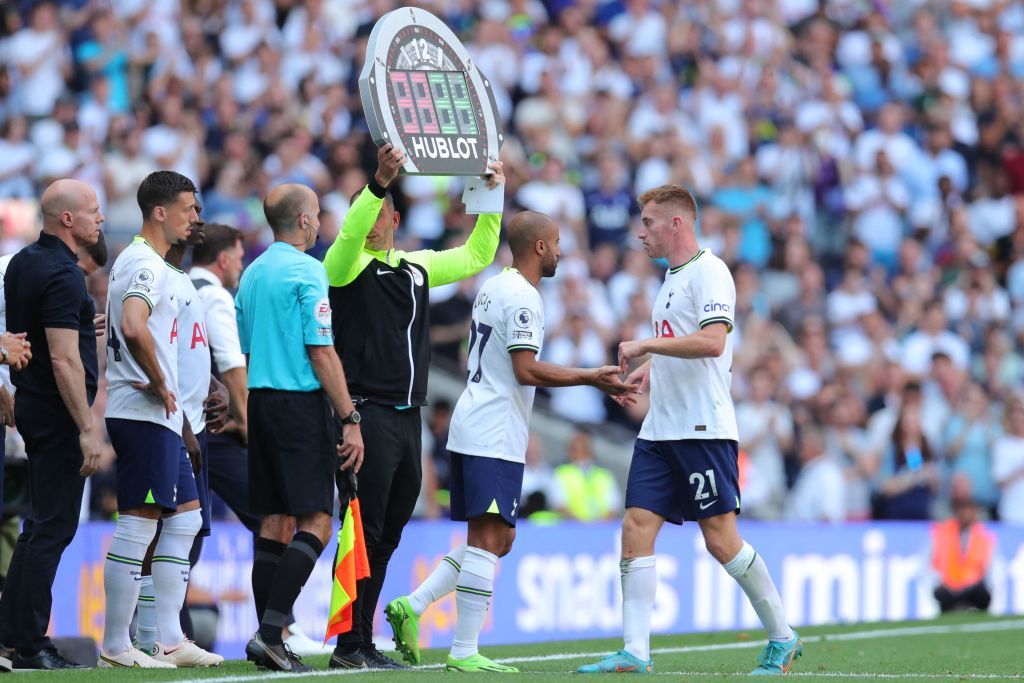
[340,410,361,426]
[0,345,8,365]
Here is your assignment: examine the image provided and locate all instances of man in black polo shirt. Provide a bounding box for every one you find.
[0,179,106,670]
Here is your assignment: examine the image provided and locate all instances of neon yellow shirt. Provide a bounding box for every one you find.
[323,186,501,288]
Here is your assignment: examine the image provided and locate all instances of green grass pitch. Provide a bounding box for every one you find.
[14,613,1024,681]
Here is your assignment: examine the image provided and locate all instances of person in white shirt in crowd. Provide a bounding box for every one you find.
[785,426,846,522]
[993,396,1024,525]
[902,300,972,377]
[544,310,611,425]
[521,435,555,505]
[734,366,794,519]
[844,150,910,268]
[3,2,69,119]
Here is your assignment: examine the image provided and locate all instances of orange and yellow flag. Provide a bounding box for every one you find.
[324,498,370,642]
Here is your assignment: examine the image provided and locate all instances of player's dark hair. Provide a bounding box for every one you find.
[264,187,313,234]
[84,231,108,268]
[192,223,243,266]
[137,171,197,220]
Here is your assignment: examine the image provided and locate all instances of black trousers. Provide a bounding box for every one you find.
[337,402,422,648]
[935,581,992,613]
[206,431,261,533]
[0,393,85,654]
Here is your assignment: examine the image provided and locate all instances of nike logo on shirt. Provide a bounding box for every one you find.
[185,299,192,306]
[376,269,394,276]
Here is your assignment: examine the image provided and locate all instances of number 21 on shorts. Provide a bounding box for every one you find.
[690,469,718,501]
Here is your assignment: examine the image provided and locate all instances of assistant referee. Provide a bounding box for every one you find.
[323,144,505,669]
[236,183,364,673]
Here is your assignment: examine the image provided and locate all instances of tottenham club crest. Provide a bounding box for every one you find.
[359,7,503,176]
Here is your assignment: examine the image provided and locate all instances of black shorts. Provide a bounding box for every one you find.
[248,389,336,517]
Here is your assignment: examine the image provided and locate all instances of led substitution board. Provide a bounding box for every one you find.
[359,7,503,176]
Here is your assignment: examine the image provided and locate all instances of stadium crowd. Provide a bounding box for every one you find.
[1,0,1024,526]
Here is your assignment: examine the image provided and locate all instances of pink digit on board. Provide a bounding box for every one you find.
[389,71,420,134]
[408,71,440,134]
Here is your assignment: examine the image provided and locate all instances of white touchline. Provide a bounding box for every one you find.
[160,619,1024,683]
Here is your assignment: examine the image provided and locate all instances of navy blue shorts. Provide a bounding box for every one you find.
[625,438,740,524]
[449,451,524,527]
[196,428,211,537]
[107,418,198,512]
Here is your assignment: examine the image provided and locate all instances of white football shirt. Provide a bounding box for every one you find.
[639,249,739,442]
[176,271,211,433]
[105,236,183,432]
[447,268,545,464]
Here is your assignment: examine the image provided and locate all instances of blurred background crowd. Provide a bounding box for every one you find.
[1,0,1023,526]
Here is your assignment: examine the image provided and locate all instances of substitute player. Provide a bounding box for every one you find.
[135,209,227,662]
[384,212,633,672]
[578,185,801,675]
[100,171,216,668]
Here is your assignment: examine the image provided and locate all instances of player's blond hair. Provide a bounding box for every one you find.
[637,185,698,221]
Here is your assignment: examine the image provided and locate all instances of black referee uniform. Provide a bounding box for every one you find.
[323,163,501,666]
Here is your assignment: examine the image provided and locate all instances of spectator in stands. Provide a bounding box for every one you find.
[784,426,846,522]
[550,429,620,522]
[544,311,609,425]
[875,403,940,520]
[942,383,1000,515]
[993,397,1024,524]
[735,367,793,519]
[927,475,995,613]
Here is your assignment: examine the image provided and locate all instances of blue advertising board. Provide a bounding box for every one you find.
[45,521,1024,659]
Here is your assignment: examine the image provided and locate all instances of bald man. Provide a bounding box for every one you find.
[384,212,632,672]
[0,179,104,670]
[235,184,363,673]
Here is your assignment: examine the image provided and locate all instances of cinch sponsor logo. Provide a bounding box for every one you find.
[409,136,480,160]
[703,302,731,313]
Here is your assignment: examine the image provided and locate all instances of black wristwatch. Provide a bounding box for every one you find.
[340,410,361,426]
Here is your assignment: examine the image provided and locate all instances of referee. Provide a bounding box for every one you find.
[236,183,364,673]
[0,179,101,670]
[324,144,505,669]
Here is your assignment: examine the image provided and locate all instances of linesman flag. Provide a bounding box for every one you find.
[324,493,370,642]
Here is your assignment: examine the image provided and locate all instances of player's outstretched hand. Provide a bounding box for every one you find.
[484,159,505,189]
[589,365,638,396]
[338,423,365,473]
[625,363,650,394]
[374,143,405,187]
[132,380,177,417]
[618,339,648,376]
[93,313,106,339]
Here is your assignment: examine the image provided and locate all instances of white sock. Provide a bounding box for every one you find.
[450,546,497,660]
[137,575,158,651]
[409,544,467,615]
[152,510,202,647]
[103,515,158,654]
[621,556,656,661]
[723,542,793,642]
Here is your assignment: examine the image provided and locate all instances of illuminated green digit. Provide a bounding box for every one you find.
[446,73,477,135]
[429,73,459,135]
